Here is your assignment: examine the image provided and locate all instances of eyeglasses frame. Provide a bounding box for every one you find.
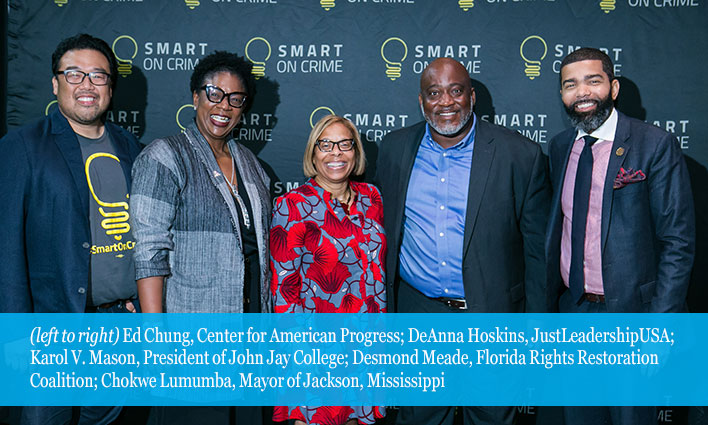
[56,70,111,86]
[200,84,248,108]
[315,138,356,153]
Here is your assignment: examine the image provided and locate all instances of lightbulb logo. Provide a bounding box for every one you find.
[519,35,547,80]
[185,0,200,9]
[320,0,335,11]
[309,106,335,128]
[245,37,272,79]
[381,37,408,81]
[54,0,68,6]
[85,153,130,240]
[45,100,58,116]
[176,104,195,132]
[599,0,615,13]
[112,35,139,78]
[458,0,474,11]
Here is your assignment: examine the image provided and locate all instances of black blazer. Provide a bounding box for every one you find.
[546,111,695,312]
[0,110,142,312]
[375,118,551,312]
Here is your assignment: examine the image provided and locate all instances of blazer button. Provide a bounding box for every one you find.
[82,242,90,249]
[78,287,86,294]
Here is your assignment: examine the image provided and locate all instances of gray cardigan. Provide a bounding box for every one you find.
[131,124,271,312]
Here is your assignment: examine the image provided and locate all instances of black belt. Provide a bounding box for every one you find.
[97,300,122,309]
[583,293,605,303]
[401,279,468,311]
[85,299,129,312]
[431,297,468,310]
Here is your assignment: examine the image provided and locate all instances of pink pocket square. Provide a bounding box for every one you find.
[614,167,646,189]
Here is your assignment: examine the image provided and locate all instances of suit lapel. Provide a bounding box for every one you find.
[601,112,630,252]
[548,128,577,236]
[51,111,90,221]
[392,124,426,243]
[554,130,577,190]
[462,120,495,257]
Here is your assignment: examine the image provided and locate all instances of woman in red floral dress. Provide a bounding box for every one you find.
[270,115,386,425]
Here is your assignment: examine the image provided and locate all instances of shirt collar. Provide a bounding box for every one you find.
[308,178,359,202]
[576,107,618,142]
[424,114,477,151]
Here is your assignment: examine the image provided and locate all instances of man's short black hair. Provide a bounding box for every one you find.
[190,51,255,108]
[51,34,118,89]
[560,47,615,82]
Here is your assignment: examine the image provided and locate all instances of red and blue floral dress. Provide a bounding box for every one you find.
[270,179,386,424]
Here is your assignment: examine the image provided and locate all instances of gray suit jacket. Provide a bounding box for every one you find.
[131,125,271,312]
[375,118,551,312]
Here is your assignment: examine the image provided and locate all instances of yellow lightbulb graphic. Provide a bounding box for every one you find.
[380,37,408,81]
[176,104,196,132]
[599,0,615,13]
[185,0,200,9]
[309,106,336,128]
[519,35,547,80]
[45,100,58,116]
[85,153,130,241]
[320,0,335,11]
[245,37,272,80]
[112,35,139,78]
[54,0,68,6]
[458,0,474,11]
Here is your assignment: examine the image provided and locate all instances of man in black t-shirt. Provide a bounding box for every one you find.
[0,33,143,424]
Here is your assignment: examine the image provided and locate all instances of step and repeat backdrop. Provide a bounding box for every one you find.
[7,0,707,189]
[5,0,708,423]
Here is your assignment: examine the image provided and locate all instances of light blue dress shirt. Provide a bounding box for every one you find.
[398,117,476,298]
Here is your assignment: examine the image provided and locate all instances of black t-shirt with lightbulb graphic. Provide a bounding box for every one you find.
[77,132,137,306]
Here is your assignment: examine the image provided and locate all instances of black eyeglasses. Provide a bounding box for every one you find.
[315,138,355,153]
[200,85,248,108]
[56,70,111,86]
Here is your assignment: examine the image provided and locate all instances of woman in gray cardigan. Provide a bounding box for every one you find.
[131,51,271,314]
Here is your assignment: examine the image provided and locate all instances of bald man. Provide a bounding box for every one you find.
[375,58,551,425]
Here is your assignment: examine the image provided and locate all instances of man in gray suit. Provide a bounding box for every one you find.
[375,58,551,425]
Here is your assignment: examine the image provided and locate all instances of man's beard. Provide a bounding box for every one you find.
[421,103,473,137]
[565,94,614,133]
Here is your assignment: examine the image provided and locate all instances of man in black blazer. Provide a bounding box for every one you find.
[0,34,142,424]
[375,58,551,425]
[546,48,694,424]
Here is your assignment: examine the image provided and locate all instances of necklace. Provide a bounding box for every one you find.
[223,155,239,195]
[338,187,352,205]
[228,158,237,192]
[224,155,251,229]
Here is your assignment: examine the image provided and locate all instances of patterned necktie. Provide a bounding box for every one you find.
[569,135,599,304]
